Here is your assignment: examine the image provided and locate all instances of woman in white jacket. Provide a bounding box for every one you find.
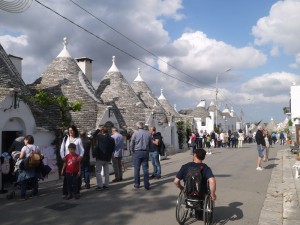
[238,129,244,148]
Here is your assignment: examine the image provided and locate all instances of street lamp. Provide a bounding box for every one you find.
[215,68,231,131]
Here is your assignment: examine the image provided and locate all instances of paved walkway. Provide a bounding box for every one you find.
[1,145,300,225]
[258,147,300,225]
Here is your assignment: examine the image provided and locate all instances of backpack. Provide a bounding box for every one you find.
[24,148,41,169]
[184,163,206,200]
[157,133,166,156]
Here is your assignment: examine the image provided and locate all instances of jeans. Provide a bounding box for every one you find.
[149,151,161,177]
[81,165,90,188]
[257,145,265,158]
[20,177,38,198]
[231,139,237,148]
[63,169,81,195]
[112,156,123,180]
[197,138,203,148]
[95,160,110,187]
[66,173,79,196]
[133,151,149,189]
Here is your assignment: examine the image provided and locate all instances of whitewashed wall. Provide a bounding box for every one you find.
[0,95,58,186]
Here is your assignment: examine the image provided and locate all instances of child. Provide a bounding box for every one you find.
[61,143,81,200]
[206,134,212,155]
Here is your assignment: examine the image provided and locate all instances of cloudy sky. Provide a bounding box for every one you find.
[1,0,300,124]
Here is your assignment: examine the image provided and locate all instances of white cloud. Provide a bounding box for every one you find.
[241,72,300,99]
[162,31,267,77]
[0,0,297,123]
[252,0,300,58]
[0,35,28,50]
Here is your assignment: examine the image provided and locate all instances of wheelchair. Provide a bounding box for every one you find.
[175,189,214,225]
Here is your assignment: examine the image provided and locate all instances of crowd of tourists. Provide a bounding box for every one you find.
[5,121,166,200]
[4,121,289,200]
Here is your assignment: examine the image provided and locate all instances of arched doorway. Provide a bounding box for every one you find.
[2,117,26,153]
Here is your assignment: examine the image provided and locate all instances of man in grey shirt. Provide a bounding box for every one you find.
[130,121,152,190]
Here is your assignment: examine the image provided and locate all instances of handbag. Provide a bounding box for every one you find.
[24,150,41,169]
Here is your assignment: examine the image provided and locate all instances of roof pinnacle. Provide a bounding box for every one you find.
[108,55,119,72]
[134,67,144,81]
[57,37,71,58]
[158,88,166,100]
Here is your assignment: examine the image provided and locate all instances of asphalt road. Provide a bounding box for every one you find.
[0,142,281,225]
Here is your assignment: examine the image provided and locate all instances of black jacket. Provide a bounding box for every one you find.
[255,130,266,146]
[94,133,115,161]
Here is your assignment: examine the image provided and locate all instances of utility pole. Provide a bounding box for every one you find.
[215,68,231,131]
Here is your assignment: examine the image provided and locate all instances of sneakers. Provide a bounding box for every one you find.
[112,178,121,183]
[95,187,103,191]
[149,174,155,179]
[256,167,264,171]
[95,186,109,191]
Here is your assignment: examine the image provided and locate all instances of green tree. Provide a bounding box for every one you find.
[31,89,83,172]
[176,120,185,149]
[176,119,192,149]
[32,89,82,128]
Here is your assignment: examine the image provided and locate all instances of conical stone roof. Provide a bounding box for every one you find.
[0,44,52,128]
[158,89,181,119]
[265,117,277,132]
[131,68,168,124]
[31,38,102,131]
[189,101,210,119]
[95,57,146,129]
[0,44,33,103]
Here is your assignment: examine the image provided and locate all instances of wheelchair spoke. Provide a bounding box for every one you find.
[203,195,214,225]
[176,192,188,224]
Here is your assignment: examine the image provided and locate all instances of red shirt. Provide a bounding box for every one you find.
[65,153,80,173]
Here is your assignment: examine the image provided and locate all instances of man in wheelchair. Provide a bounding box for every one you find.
[174,148,216,224]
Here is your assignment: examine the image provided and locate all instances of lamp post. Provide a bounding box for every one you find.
[215,68,231,131]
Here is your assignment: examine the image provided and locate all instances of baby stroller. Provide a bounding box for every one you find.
[6,151,51,200]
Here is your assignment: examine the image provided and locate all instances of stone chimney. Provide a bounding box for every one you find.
[8,54,23,76]
[76,57,93,84]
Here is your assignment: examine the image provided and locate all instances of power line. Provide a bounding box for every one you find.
[68,0,215,90]
[34,0,248,120]
[34,0,213,91]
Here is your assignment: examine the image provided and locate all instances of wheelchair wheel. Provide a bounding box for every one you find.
[203,195,214,225]
[175,191,188,225]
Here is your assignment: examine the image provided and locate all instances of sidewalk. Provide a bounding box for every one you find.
[258,147,300,225]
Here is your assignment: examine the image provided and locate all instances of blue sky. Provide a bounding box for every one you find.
[0,0,300,125]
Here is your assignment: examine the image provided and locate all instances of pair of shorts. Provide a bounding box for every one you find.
[257,145,265,158]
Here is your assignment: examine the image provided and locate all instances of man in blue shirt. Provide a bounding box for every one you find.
[130,121,152,190]
[111,127,124,182]
[174,148,216,201]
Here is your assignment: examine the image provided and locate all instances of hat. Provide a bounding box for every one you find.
[68,143,76,149]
